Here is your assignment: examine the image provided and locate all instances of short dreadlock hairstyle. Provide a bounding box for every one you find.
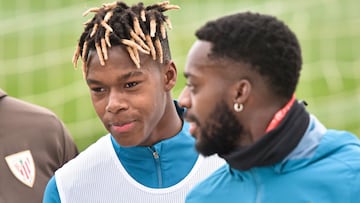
[195,12,302,99]
[72,1,179,75]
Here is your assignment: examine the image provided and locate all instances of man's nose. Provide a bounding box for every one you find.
[105,90,129,113]
[178,87,191,109]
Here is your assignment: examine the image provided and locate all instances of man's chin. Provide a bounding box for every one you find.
[195,142,217,157]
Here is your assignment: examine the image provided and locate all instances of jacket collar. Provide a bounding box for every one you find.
[273,115,325,173]
[230,115,359,176]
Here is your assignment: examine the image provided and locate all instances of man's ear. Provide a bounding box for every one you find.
[231,79,251,104]
[163,60,177,91]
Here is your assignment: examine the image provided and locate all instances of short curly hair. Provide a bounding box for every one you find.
[195,12,302,99]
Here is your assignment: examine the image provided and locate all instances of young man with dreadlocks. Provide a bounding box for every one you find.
[42,1,224,203]
[178,12,360,203]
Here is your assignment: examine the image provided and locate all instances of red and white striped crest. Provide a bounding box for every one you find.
[5,150,36,188]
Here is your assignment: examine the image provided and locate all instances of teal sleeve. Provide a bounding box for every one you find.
[42,176,61,203]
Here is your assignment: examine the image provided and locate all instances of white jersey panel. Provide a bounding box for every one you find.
[55,135,225,203]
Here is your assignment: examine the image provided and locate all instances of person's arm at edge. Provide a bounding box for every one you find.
[57,119,79,163]
[42,176,61,203]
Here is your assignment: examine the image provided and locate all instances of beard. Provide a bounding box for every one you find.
[191,100,243,156]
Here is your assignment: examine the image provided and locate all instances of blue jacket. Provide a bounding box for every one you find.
[43,121,198,203]
[186,115,360,203]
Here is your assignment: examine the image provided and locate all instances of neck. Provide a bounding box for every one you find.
[244,95,295,144]
[265,95,295,132]
[146,97,182,146]
[244,101,288,144]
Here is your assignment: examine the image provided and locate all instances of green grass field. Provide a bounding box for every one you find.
[1,0,359,151]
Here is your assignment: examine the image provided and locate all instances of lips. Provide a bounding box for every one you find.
[188,122,198,138]
[110,121,135,134]
[183,113,200,138]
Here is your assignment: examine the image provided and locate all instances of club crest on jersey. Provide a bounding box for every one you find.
[5,150,36,188]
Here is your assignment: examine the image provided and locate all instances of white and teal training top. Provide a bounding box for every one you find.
[43,121,225,203]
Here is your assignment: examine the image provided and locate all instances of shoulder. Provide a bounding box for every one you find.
[186,164,229,200]
[1,94,54,114]
[54,135,116,193]
[304,116,360,167]
[56,135,112,173]
[320,130,360,167]
[0,94,75,144]
[0,93,78,164]
[1,95,62,126]
[203,162,229,180]
[0,94,76,148]
[320,129,360,156]
[200,154,226,171]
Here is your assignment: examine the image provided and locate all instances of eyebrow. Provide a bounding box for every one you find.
[121,70,144,81]
[86,70,144,85]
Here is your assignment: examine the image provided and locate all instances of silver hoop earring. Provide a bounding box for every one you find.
[234,103,243,112]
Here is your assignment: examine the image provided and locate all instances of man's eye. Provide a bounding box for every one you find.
[125,82,139,88]
[91,87,105,93]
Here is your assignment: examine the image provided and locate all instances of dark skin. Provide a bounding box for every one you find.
[178,40,286,152]
[86,46,182,147]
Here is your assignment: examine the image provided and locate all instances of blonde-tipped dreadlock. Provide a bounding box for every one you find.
[72,1,179,75]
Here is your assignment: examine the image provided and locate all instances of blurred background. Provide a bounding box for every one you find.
[1,0,359,151]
